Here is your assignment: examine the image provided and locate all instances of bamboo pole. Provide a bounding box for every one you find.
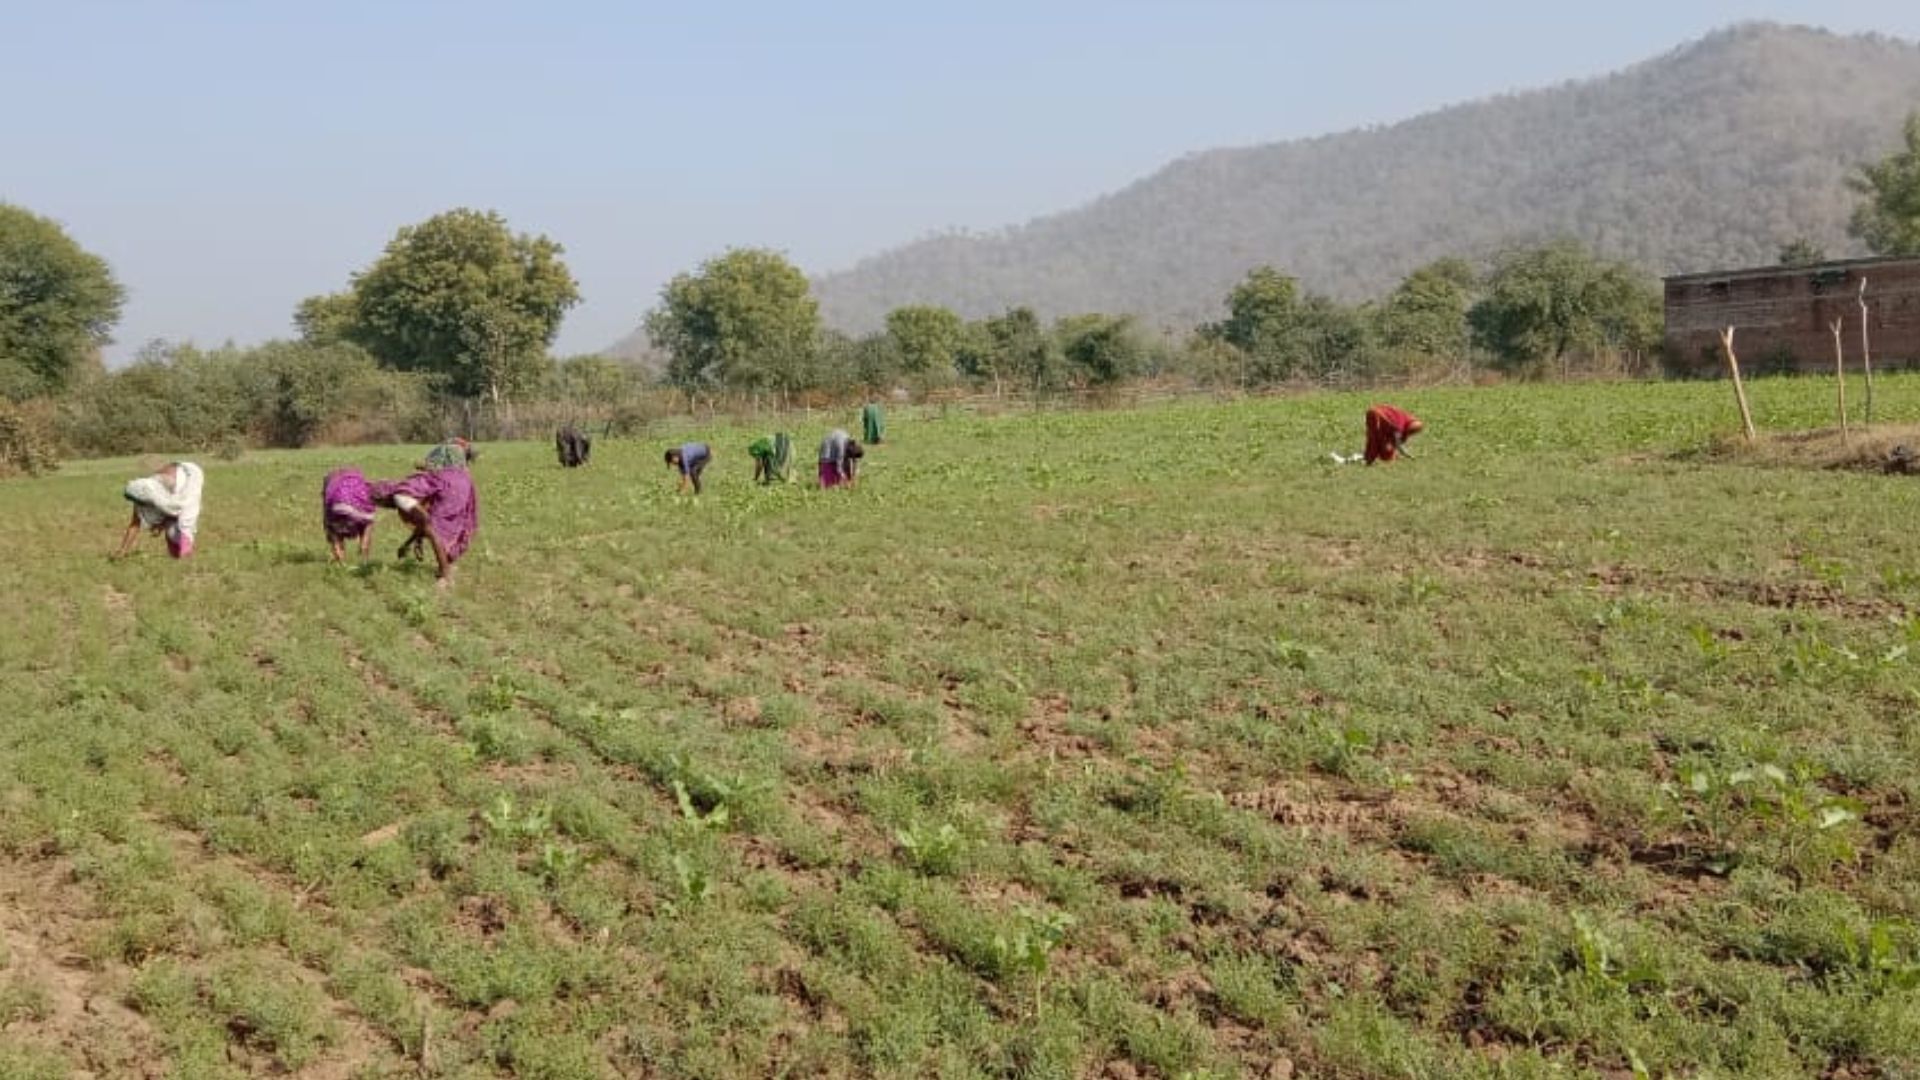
[1720,327,1757,442]
[1859,279,1875,424]
[1830,317,1849,442]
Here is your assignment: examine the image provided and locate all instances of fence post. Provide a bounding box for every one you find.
[1830,317,1849,442]
[1859,279,1874,424]
[1719,327,1757,442]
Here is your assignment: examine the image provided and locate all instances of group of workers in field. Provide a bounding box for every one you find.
[110,400,1421,587]
[115,437,481,585]
[665,401,883,495]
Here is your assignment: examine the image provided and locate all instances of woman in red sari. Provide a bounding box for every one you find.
[1364,405,1423,464]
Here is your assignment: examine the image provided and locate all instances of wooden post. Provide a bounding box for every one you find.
[1859,279,1875,424]
[1720,326,1757,442]
[1830,317,1849,442]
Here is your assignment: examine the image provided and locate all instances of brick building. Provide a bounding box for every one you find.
[1663,255,1920,375]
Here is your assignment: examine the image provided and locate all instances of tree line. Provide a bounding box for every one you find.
[4,108,1920,474]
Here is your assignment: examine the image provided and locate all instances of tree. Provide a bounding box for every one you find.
[1850,111,1920,256]
[849,332,901,390]
[1776,238,1828,267]
[1378,258,1476,360]
[984,307,1061,394]
[646,248,820,396]
[811,330,898,393]
[1055,314,1146,386]
[294,291,359,346]
[1289,296,1376,381]
[952,320,997,387]
[1468,241,1661,373]
[551,355,634,407]
[1203,267,1373,383]
[1211,267,1301,365]
[320,208,580,402]
[884,305,964,377]
[0,204,125,400]
[245,341,397,448]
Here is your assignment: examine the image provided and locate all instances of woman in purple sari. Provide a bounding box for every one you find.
[370,467,478,587]
[321,468,379,563]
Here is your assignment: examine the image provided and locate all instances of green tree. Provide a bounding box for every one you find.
[294,291,359,347]
[1468,241,1661,374]
[984,307,1061,394]
[241,341,399,448]
[1204,267,1373,383]
[1379,258,1476,360]
[646,248,820,396]
[952,320,997,386]
[551,355,633,406]
[850,332,901,390]
[1290,295,1376,380]
[1776,238,1828,267]
[1055,314,1146,386]
[884,305,965,377]
[1211,266,1301,367]
[1850,112,1920,256]
[0,203,125,400]
[320,208,579,402]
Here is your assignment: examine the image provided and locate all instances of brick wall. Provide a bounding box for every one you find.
[1664,258,1920,375]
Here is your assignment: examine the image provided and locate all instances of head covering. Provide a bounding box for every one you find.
[423,438,473,470]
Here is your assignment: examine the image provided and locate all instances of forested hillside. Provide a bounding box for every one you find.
[801,23,1920,334]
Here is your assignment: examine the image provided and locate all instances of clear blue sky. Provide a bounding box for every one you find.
[6,1,1919,361]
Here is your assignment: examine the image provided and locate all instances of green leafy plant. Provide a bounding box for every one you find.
[1662,761,1863,877]
[1835,918,1920,993]
[481,794,552,843]
[1687,624,1731,664]
[894,821,965,876]
[537,842,589,883]
[992,906,1076,1013]
[664,853,712,916]
[1565,912,1664,995]
[1317,725,1379,781]
[671,778,732,830]
[1273,636,1314,671]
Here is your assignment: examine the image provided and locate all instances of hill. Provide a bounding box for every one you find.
[800,23,1920,335]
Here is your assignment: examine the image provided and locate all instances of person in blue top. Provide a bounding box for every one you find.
[664,442,712,494]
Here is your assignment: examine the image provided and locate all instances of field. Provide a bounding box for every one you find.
[2,378,1919,1080]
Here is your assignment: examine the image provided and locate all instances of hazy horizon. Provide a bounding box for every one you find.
[7,1,1920,363]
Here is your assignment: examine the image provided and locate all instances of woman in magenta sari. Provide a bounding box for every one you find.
[370,467,478,587]
[321,468,379,563]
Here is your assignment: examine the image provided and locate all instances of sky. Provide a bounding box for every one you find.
[6,1,1920,362]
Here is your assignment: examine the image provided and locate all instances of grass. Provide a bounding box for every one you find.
[1,376,1918,1077]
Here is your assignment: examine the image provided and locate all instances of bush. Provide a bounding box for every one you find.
[57,340,437,458]
[0,399,60,477]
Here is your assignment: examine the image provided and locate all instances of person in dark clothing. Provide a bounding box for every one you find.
[665,442,712,494]
[556,425,592,468]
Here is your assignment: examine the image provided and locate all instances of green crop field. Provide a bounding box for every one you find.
[2,379,1918,1079]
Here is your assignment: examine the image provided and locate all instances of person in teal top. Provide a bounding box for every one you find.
[861,402,885,445]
